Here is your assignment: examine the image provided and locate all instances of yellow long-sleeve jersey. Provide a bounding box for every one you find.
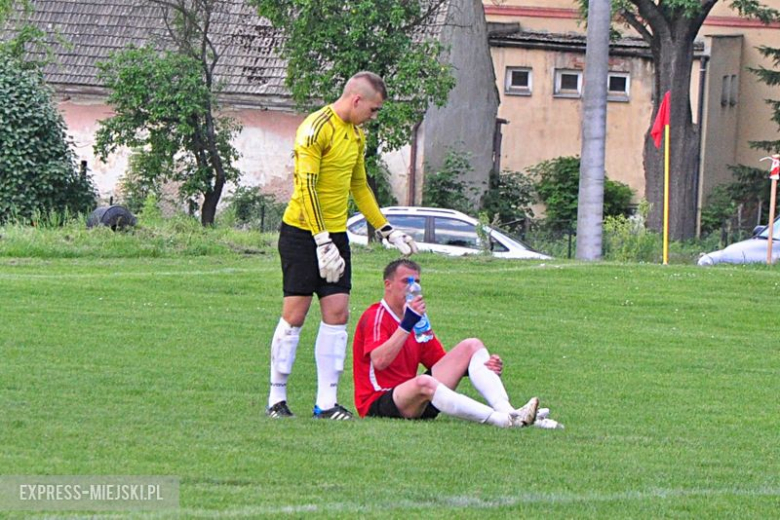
[282,105,388,235]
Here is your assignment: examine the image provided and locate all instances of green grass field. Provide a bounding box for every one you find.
[1,248,779,518]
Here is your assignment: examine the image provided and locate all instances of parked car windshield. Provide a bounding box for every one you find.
[757,219,780,240]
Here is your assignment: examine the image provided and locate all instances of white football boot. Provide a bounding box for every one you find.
[510,397,539,427]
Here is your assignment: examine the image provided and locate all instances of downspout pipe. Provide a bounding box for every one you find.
[408,120,422,205]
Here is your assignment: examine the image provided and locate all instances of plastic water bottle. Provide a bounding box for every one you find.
[533,418,565,430]
[405,277,434,343]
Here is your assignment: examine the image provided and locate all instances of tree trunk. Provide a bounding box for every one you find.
[200,109,226,227]
[201,180,223,226]
[643,25,700,240]
[576,0,611,261]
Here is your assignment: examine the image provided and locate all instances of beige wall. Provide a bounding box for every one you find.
[492,45,655,199]
[60,97,305,204]
[485,0,780,203]
[59,96,419,206]
[699,36,744,201]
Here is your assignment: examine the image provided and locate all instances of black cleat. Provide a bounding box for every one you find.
[266,400,295,418]
[312,403,353,420]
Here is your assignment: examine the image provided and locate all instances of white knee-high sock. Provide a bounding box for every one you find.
[430,384,512,428]
[315,322,348,410]
[468,348,513,413]
[268,318,301,407]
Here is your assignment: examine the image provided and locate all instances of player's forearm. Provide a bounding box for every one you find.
[369,328,409,371]
[351,182,387,230]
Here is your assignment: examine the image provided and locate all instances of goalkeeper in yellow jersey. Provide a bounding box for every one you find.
[266,71,418,420]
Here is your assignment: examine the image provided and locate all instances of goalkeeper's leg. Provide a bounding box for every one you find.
[314,293,351,412]
[268,317,302,408]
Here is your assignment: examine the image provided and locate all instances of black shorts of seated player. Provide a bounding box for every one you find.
[367,388,441,420]
[278,222,352,298]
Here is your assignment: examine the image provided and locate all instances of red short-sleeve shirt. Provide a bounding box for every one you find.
[352,300,446,417]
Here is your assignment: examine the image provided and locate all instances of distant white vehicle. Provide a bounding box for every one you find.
[346,206,551,260]
[698,216,780,265]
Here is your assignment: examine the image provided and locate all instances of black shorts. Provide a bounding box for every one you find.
[278,222,352,298]
[366,377,441,420]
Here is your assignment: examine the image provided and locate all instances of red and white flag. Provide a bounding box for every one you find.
[770,155,780,180]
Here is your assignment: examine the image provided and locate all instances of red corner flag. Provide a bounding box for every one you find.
[651,91,671,148]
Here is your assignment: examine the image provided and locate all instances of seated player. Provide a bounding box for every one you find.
[352,259,540,428]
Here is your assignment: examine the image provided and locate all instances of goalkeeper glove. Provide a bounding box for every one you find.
[313,231,345,283]
[377,224,419,256]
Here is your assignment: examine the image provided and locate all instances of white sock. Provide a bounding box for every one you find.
[315,322,348,410]
[268,318,301,407]
[468,348,513,413]
[430,384,512,427]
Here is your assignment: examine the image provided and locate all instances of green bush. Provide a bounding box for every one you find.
[422,148,477,214]
[700,164,767,239]
[0,57,96,223]
[223,186,286,232]
[529,156,635,232]
[480,169,535,234]
[602,214,661,262]
[117,150,164,214]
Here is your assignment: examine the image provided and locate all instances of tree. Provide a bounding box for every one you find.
[577,0,611,261]
[251,0,456,155]
[0,57,96,223]
[94,0,240,226]
[581,0,780,240]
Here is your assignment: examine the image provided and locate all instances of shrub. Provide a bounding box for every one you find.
[223,186,285,232]
[602,214,661,263]
[422,148,478,214]
[529,156,635,232]
[0,58,96,223]
[480,169,535,234]
[117,150,164,214]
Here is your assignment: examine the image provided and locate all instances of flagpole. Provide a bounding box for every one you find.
[767,177,777,265]
[663,124,670,265]
[761,154,779,265]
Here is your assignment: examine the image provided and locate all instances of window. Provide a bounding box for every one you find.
[607,72,630,101]
[347,214,426,242]
[386,215,426,243]
[505,67,532,96]
[554,69,582,98]
[721,75,731,106]
[432,218,479,249]
[729,74,738,106]
[489,236,509,253]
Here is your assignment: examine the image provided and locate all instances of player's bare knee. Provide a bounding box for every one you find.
[413,374,438,399]
[463,337,485,354]
[322,308,349,325]
[282,313,306,328]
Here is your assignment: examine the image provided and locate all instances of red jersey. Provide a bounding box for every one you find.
[353,300,446,417]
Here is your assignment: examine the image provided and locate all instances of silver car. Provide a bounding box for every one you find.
[698,216,780,265]
[346,206,551,260]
